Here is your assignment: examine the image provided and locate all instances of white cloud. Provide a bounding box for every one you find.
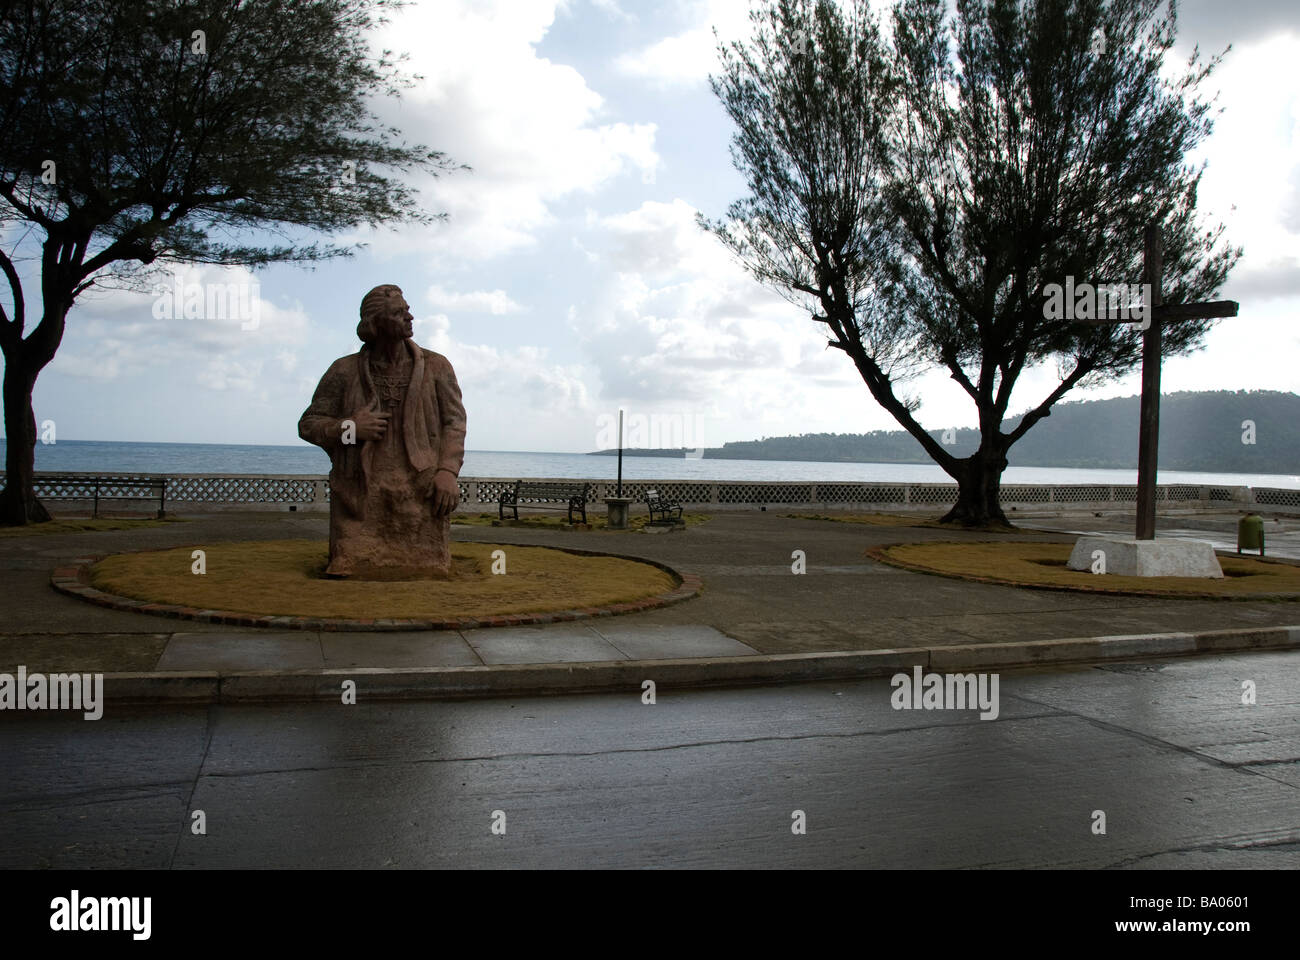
[1173,0,1300,54]
[413,312,596,450]
[565,197,873,444]
[197,356,261,393]
[614,0,896,89]
[363,0,660,260]
[568,0,634,22]
[1150,32,1300,409]
[615,0,752,88]
[418,313,589,413]
[1193,34,1300,266]
[51,264,309,394]
[426,284,525,315]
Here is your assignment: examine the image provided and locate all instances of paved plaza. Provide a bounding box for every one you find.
[1,509,1296,681]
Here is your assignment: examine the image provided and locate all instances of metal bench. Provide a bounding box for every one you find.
[644,488,683,524]
[32,473,168,518]
[499,480,590,524]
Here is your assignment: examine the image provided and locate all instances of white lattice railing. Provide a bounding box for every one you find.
[1254,486,1300,508]
[0,471,1291,513]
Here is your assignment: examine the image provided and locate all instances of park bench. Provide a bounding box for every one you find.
[34,473,168,518]
[499,480,590,524]
[644,488,683,524]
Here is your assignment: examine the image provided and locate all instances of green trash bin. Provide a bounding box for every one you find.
[1237,514,1265,556]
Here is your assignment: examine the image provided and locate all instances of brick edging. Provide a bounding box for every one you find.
[49,544,702,631]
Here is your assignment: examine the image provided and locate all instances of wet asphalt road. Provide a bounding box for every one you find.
[1,650,1297,869]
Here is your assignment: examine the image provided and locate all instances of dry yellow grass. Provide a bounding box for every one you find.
[0,517,183,538]
[873,541,1300,599]
[91,539,677,618]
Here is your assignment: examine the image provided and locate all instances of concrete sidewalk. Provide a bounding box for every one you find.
[2,509,1298,698]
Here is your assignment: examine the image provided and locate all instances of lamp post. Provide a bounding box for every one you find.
[604,407,633,529]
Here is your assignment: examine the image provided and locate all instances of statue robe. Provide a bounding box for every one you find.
[298,339,467,579]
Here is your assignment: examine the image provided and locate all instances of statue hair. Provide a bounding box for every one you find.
[357,284,404,343]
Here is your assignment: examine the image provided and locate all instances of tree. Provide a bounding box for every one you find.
[702,0,1239,524]
[0,0,461,524]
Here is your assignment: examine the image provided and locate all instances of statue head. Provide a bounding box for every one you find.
[357,284,414,344]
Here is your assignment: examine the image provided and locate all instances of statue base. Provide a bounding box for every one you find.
[323,562,453,581]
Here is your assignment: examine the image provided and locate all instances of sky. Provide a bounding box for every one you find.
[10,0,1300,453]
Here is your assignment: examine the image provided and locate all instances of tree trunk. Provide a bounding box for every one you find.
[940,445,1011,527]
[0,354,51,525]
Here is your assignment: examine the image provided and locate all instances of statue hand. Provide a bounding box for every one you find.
[350,407,390,442]
[431,470,460,517]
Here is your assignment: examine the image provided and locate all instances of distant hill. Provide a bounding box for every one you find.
[589,390,1300,473]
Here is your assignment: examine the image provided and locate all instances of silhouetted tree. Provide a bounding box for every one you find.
[703,0,1239,524]
[0,0,461,523]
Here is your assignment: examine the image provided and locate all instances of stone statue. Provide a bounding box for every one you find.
[298,284,467,579]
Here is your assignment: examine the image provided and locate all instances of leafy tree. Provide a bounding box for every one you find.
[0,0,460,523]
[702,0,1239,524]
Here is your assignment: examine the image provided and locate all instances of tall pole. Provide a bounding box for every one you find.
[616,408,623,498]
[1135,222,1163,541]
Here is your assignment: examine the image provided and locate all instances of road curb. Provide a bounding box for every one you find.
[89,623,1300,704]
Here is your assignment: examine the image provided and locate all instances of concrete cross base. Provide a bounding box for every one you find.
[1066,536,1224,578]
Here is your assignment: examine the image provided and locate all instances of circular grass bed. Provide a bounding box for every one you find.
[89,539,680,620]
[867,541,1300,600]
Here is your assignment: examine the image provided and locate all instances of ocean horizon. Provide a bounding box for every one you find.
[2,438,1297,489]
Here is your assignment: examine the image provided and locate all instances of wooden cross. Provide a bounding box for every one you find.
[1073,222,1238,540]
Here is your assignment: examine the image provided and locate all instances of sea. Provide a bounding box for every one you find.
[4,439,1298,489]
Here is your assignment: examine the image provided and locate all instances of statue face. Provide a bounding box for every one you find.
[377,292,414,341]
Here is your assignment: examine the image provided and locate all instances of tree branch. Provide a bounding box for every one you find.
[1003,360,1094,447]
[0,246,25,347]
[0,179,56,231]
